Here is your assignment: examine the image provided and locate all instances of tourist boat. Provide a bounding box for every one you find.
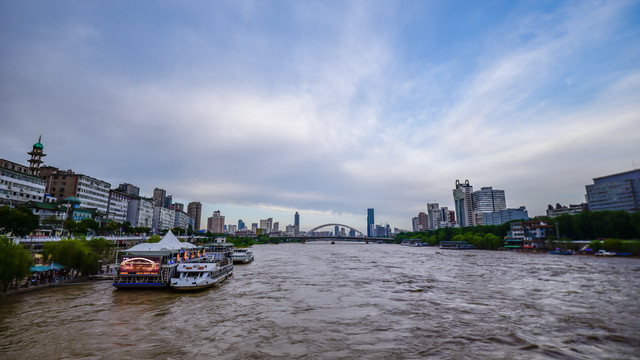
[230,248,254,264]
[113,231,202,289]
[170,257,233,291]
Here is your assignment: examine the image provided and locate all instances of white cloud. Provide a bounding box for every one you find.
[1,1,638,231]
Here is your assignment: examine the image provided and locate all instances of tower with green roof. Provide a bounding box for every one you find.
[27,135,46,176]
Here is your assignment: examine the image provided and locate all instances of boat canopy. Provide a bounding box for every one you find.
[127,230,197,252]
[30,262,65,272]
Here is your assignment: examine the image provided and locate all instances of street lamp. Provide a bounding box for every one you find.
[3,195,13,209]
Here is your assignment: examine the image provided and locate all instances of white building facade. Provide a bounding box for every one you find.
[76,175,111,213]
[174,209,191,231]
[0,159,46,206]
[127,197,154,228]
[153,206,175,232]
[453,180,476,227]
[427,203,442,230]
[107,190,130,224]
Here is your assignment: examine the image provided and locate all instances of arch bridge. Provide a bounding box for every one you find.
[304,223,365,237]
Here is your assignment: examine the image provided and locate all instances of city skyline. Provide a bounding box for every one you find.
[1,1,639,232]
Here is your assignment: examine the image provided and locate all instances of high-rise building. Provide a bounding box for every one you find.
[286,224,295,235]
[251,223,258,233]
[427,203,442,230]
[586,169,640,212]
[273,222,279,232]
[127,196,154,228]
[187,202,202,231]
[238,219,245,230]
[440,207,456,228]
[117,183,140,197]
[471,186,506,225]
[164,195,172,209]
[294,211,300,236]
[174,209,190,232]
[40,166,111,214]
[153,206,175,232]
[334,225,340,236]
[107,189,131,224]
[417,212,429,231]
[367,208,374,237]
[453,179,475,227]
[412,217,419,232]
[172,202,184,212]
[207,210,225,234]
[259,218,273,233]
[153,188,166,208]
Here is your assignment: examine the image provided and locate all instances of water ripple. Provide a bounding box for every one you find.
[1,243,639,359]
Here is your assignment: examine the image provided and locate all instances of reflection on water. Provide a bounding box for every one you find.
[1,243,639,359]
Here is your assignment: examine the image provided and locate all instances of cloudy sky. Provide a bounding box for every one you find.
[1,1,639,232]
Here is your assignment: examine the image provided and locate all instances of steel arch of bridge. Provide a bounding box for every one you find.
[304,223,365,237]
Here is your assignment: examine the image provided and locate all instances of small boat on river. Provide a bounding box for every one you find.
[549,249,574,255]
[230,248,254,264]
[170,257,233,291]
[439,241,475,250]
[595,250,616,256]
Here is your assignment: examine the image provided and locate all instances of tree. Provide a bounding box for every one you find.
[78,218,99,234]
[122,221,133,234]
[63,219,77,235]
[0,206,40,237]
[43,239,100,276]
[0,236,32,292]
[88,237,115,258]
[134,226,150,235]
[146,235,162,243]
[106,221,119,235]
[171,227,185,236]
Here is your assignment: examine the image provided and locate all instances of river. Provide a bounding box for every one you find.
[1,243,639,359]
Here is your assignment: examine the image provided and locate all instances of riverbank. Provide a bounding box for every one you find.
[1,265,115,297]
[0,276,94,297]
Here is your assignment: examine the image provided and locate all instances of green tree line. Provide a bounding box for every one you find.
[395,223,512,247]
[554,210,640,240]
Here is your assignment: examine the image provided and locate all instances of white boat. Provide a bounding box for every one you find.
[595,249,616,256]
[230,248,254,264]
[170,257,233,291]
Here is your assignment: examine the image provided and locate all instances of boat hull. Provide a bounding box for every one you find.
[170,265,233,291]
[231,257,254,264]
[113,282,169,289]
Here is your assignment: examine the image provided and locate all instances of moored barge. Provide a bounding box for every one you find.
[113,231,200,289]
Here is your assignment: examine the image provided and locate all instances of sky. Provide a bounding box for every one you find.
[1,1,639,233]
